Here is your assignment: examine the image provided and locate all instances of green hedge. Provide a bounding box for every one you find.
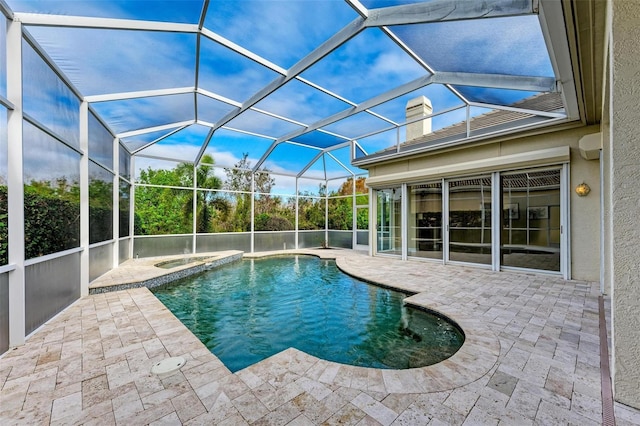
[24,189,80,259]
[0,185,82,262]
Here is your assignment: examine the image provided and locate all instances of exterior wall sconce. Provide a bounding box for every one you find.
[575,182,591,197]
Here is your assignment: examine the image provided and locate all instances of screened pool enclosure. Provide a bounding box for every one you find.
[0,0,578,351]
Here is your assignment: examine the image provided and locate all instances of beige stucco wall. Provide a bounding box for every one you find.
[367,125,601,282]
[609,0,640,410]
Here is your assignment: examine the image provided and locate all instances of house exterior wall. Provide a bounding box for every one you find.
[608,0,640,409]
[366,125,601,282]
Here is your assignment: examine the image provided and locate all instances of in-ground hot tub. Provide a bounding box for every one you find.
[155,256,216,269]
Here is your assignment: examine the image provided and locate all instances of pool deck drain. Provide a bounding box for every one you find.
[2,249,640,425]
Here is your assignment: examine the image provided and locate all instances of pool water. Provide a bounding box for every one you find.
[153,256,464,372]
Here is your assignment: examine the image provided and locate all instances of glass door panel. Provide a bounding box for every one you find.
[376,188,402,255]
[448,176,492,265]
[501,169,561,272]
[408,181,442,259]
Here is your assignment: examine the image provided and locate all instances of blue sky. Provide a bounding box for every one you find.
[7,0,556,188]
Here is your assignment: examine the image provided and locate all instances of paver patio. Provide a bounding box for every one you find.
[1,249,639,425]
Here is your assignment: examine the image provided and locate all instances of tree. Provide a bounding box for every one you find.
[222,153,254,232]
[223,153,290,232]
[335,176,366,196]
[223,153,274,194]
[327,177,367,230]
[297,192,325,230]
[134,154,223,235]
[192,155,224,233]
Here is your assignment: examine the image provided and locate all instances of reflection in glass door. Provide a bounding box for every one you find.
[408,181,442,259]
[447,176,492,265]
[501,169,561,272]
[376,188,402,255]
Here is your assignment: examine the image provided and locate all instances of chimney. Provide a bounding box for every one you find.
[405,96,432,141]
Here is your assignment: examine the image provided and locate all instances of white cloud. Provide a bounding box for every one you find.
[93,93,195,134]
[205,0,356,68]
[27,26,197,96]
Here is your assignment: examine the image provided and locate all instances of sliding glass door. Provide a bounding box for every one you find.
[501,169,561,272]
[373,166,566,275]
[447,176,492,265]
[376,187,402,255]
[408,181,442,259]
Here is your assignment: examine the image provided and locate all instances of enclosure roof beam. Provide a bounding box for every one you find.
[130,124,191,155]
[198,0,209,30]
[117,120,194,139]
[276,70,557,146]
[345,0,369,19]
[14,12,198,32]
[196,88,242,108]
[0,94,13,110]
[209,17,366,136]
[85,87,195,103]
[364,0,536,28]
[217,125,276,141]
[324,140,353,153]
[0,0,13,19]
[200,28,286,76]
[22,29,85,101]
[253,141,280,173]
[286,141,324,151]
[297,150,326,179]
[326,151,355,177]
[276,74,437,145]
[467,101,566,118]
[352,104,466,141]
[432,72,557,93]
[194,127,215,165]
[538,0,580,121]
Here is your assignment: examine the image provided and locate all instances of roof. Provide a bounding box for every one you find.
[354,92,565,165]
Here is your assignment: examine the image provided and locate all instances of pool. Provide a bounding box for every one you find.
[153,256,464,372]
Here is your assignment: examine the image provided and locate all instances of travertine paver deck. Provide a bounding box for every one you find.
[2,249,640,425]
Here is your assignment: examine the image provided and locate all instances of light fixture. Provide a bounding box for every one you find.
[575,182,591,197]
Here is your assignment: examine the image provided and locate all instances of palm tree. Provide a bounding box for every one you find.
[191,154,223,233]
